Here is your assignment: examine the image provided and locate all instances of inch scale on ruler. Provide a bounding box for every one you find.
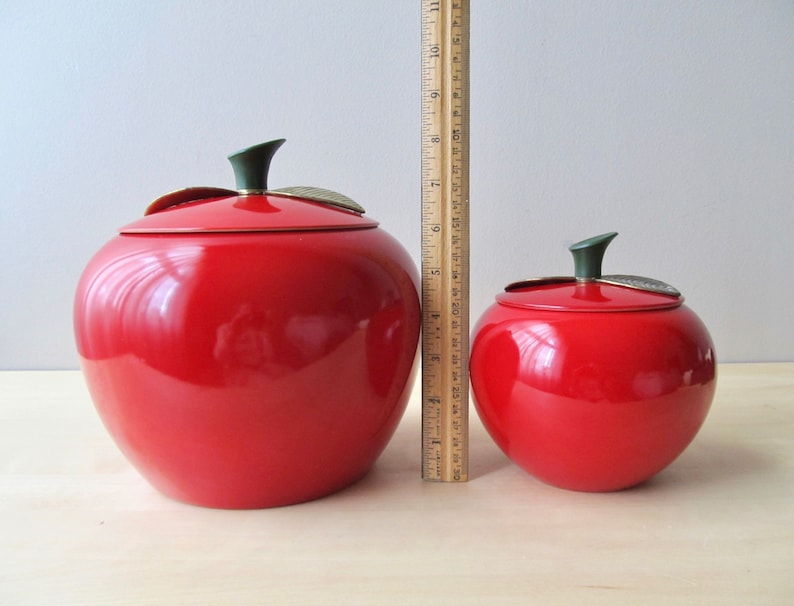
[420,0,470,482]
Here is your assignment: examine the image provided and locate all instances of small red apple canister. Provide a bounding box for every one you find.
[469,232,716,492]
[74,139,421,509]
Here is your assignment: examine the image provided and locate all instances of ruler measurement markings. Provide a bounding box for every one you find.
[421,0,470,482]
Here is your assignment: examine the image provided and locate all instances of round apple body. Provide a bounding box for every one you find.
[74,140,420,509]
[469,233,717,492]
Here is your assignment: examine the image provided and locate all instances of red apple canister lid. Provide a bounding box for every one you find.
[496,232,684,313]
[119,139,379,234]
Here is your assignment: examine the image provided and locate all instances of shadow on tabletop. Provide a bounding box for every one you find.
[344,411,779,502]
[630,433,778,494]
[332,405,512,501]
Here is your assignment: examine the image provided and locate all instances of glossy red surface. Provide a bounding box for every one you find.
[469,283,716,492]
[123,192,379,233]
[498,280,682,312]
[74,225,420,508]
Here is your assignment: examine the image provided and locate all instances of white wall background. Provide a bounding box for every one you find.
[1,1,792,369]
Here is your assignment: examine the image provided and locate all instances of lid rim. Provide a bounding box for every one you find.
[496,281,684,313]
[495,297,684,313]
[120,192,378,234]
[119,223,380,235]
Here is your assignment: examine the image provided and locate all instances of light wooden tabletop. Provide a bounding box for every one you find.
[1,363,792,605]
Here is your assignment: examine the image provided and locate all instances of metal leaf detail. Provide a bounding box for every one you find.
[270,186,365,214]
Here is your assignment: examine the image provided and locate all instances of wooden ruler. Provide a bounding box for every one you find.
[420,0,470,482]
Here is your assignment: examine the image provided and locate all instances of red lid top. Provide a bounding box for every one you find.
[497,279,683,312]
[118,139,378,234]
[119,189,378,234]
[496,232,683,312]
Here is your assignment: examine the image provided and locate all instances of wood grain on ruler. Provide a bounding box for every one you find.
[420,0,470,482]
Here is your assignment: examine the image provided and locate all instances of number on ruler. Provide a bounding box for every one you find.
[420,0,470,483]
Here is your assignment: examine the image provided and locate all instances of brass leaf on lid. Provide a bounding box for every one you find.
[270,186,365,214]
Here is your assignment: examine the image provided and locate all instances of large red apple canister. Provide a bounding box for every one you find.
[74,139,421,509]
[469,232,716,492]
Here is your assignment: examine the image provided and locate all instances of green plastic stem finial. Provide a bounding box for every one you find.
[568,232,619,280]
[227,139,286,193]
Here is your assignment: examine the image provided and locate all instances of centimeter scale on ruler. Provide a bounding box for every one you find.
[420,0,470,482]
